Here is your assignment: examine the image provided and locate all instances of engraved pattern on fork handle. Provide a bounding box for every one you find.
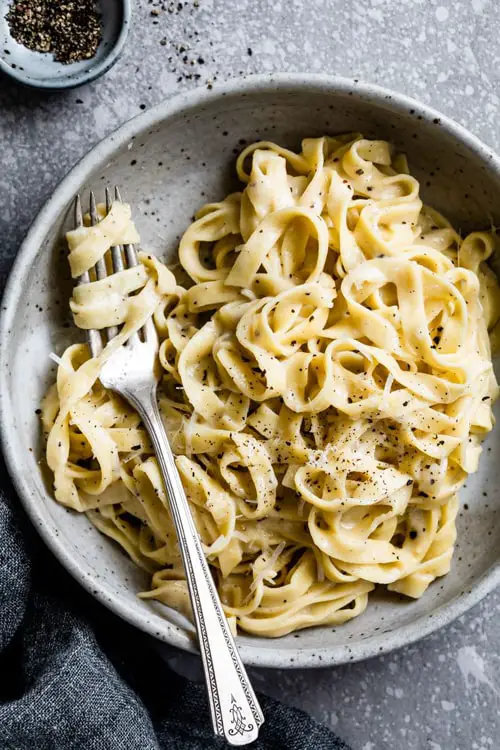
[124,384,264,746]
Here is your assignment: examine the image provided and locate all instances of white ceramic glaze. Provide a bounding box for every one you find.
[0,0,131,89]
[1,75,500,668]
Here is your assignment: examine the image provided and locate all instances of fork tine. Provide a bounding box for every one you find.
[106,189,125,275]
[90,192,108,283]
[89,191,97,221]
[115,186,139,268]
[93,188,119,342]
[89,191,120,343]
[113,186,143,344]
[75,194,83,227]
[73,195,102,358]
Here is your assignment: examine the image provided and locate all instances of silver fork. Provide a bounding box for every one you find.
[74,189,264,746]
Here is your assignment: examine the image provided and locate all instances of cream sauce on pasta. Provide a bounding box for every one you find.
[42,135,500,637]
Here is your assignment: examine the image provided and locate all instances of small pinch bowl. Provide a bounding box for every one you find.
[1,74,500,668]
[0,0,131,89]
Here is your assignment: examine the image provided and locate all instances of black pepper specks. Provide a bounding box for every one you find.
[6,0,102,64]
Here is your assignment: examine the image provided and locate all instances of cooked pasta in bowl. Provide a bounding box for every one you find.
[2,75,500,666]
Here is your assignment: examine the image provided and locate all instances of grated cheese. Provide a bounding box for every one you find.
[249,541,286,593]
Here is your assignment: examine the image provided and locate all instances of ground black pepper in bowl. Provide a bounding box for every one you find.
[6,0,102,64]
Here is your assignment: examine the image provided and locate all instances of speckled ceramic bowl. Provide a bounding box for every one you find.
[1,75,500,668]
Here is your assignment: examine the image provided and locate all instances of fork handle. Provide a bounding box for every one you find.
[126,385,264,746]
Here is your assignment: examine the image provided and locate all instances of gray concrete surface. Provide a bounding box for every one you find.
[1,1,499,748]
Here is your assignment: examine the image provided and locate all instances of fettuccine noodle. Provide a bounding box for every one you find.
[42,135,500,637]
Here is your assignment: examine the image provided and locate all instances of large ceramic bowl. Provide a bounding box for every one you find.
[1,75,500,668]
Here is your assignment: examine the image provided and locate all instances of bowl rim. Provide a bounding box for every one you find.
[0,0,131,90]
[1,72,500,668]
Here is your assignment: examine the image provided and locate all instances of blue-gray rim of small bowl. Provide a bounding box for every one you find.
[0,0,131,90]
[1,73,500,668]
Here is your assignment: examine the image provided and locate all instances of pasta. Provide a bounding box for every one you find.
[42,134,500,638]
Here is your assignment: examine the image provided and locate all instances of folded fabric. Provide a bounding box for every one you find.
[0,465,351,750]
